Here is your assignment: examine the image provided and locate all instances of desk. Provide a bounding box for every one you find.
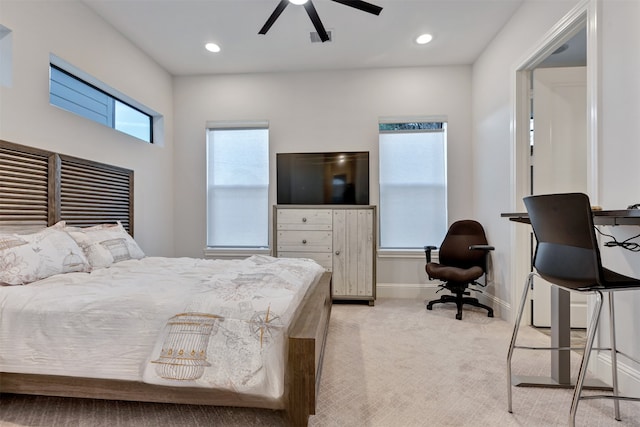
[502,209,640,225]
[502,209,640,389]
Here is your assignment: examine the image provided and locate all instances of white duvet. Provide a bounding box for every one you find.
[0,255,324,400]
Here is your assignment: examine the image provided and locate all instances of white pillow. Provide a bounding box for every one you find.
[0,226,90,285]
[67,222,145,269]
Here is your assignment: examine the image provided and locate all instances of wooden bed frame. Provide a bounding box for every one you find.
[0,140,332,426]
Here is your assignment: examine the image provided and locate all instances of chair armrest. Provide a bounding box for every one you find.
[469,244,495,251]
[424,245,438,264]
[469,245,494,284]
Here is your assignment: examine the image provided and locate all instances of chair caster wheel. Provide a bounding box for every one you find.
[488,312,494,318]
[455,313,462,320]
[426,305,433,311]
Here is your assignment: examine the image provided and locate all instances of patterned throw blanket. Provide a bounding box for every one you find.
[142,255,324,399]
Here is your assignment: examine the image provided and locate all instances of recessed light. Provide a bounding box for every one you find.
[290,0,308,4]
[205,42,221,53]
[416,33,433,45]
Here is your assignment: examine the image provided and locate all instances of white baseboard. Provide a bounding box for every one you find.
[376,283,440,300]
[376,283,511,319]
[483,293,511,319]
[592,352,640,396]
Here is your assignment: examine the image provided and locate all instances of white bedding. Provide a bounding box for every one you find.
[0,255,324,400]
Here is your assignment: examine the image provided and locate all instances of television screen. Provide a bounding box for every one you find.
[277,151,370,205]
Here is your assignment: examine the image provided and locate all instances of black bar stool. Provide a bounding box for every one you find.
[507,192,640,426]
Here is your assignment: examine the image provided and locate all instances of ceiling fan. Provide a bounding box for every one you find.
[259,0,383,43]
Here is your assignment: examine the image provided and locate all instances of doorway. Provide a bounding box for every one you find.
[512,3,598,328]
[531,46,587,328]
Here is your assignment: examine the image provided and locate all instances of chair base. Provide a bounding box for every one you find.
[426,293,494,320]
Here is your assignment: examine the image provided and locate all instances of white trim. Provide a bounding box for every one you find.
[513,1,588,70]
[206,120,269,129]
[203,247,271,260]
[483,293,511,319]
[376,282,440,299]
[586,0,601,203]
[377,249,437,260]
[49,53,160,118]
[509,0,596,324]
[378,115,448,124]
[376,283,505,314]
[49,53,162,145]
[592,352,640,396]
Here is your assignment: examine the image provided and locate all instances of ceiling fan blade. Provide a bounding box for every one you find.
[303,1,329,42]
[331,0,382,15]
[259,0,289,35]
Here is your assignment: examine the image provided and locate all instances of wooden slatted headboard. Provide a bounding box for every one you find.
[0,141,50,232]
[0,140,134,235]
[58,154,133,233]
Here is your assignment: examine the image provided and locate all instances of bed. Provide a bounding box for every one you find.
[0,139,332,426]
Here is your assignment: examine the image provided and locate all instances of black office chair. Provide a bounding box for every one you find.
[424,220,495,320]
[507,193,640,426]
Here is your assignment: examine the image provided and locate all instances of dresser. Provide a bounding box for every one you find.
[274,205,376,305]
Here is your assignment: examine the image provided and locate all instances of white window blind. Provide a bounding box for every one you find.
[379,121,448,249]
[206,125,269,248]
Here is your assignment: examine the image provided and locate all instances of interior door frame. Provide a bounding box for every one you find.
[509,0,600,323]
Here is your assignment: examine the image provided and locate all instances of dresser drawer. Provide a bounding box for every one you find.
[276,230,332,252]
[276,209,332,230]
[277,252,333,271]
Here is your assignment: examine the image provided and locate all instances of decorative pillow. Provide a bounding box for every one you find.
[67,222,145,269]
[0,220,66,237]
[0,226,91,285]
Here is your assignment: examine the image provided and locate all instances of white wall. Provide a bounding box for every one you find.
[594,0,640,391]
[173,66,474,263]
[473,0,640,393]
[472,0,580,316]
[0,1,175,256]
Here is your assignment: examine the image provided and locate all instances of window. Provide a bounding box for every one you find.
[378,120,447,249]
[206,124,269,248]
[49,57,155,143]
[0,24,12,88]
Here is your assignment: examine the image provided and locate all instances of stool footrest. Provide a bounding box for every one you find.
[580,395,640,402]
[511,375,612,391]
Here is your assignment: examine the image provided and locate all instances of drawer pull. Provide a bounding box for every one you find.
[302,239,307,244]
[302,217,307,222]
[335,250,340,255]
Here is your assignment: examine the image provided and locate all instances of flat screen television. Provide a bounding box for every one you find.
[277,151,370,205]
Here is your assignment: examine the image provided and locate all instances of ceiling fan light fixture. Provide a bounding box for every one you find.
[205,42,221,53]
[416,33,433,45]
[259,0,382,39]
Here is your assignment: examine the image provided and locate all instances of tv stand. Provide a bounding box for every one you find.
[274,205,376,305]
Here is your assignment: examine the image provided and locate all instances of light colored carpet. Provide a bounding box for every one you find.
[1,298,638,426]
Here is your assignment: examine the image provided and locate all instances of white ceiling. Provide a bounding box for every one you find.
[81,0,526,76]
